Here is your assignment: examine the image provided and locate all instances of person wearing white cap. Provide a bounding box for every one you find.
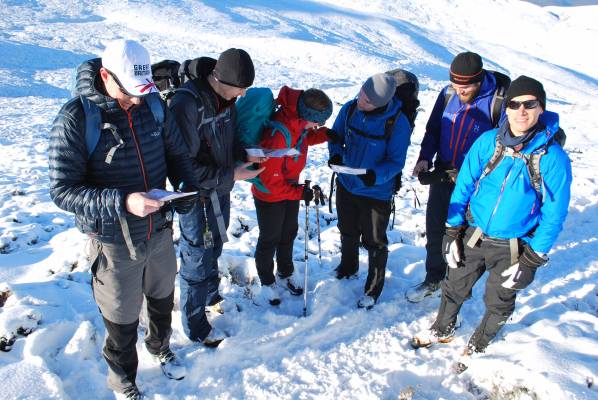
[328,73,412,309]
[49,39,200,399]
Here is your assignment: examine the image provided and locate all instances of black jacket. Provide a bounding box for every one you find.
[168,57,245,197]
[48,58,197,244]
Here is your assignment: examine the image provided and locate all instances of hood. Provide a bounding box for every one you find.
[276,86,303,120]
[72,58,113,106]
[477,70,498,99]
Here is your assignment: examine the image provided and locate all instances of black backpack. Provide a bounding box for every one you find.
[151,57,214,102]
[444,70,511,127]
[386,68,420,129]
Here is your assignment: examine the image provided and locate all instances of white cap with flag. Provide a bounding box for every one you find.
[101,39,156,96]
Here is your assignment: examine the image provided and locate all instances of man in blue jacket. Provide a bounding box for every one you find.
[329,73,411,309]
[411,76,572,354]
[407,52,503,302]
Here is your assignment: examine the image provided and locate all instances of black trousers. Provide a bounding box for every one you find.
[254,197,300,286]
[336,183,391,301]
[432,227,518,350]
[102,292,174,391]
[424,180,454,283]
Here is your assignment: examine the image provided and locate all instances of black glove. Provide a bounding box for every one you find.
[328,154,343,168]
[302,184,314,204]
[501,245,546,290]
[326,129,342,144]
[442,225,466,268]
[358,169,376,187]
[170,183,200,215]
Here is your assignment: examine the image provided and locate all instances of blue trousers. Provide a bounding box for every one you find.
[178,194,230,341]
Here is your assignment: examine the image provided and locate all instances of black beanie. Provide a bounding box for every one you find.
[213,48,255,88]
[505,75,546,110]
[450,52,484,85]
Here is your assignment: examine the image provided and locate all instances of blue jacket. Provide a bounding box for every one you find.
[446,111,572,254]
[419,71,498,169]
[329,98,411,201]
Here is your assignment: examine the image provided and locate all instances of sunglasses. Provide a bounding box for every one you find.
[107,70,139,98]
[506,99,540,110]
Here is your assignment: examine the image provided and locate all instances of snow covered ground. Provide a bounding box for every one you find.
[1,0,597,399]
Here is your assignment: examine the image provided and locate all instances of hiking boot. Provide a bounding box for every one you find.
[410,328,454,349]
[405,281,441,303]
[357,295,376,310]
[335,266,358,280]
[206,293,224,314]
[277,272,303,296]
[202,326,227,348]
[259,283,281,306]
[152,348,186,380]
[114,385,144,400]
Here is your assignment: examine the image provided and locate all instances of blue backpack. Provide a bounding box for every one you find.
[235,87,299,193]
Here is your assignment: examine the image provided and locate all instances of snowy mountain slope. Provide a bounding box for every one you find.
[0,1,597,399]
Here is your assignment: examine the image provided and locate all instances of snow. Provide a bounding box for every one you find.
[1,0,597,399]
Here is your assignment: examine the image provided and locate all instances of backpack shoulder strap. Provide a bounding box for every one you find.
[481,132,506,178]
[80,95,102,157]
[268,120,293,148]
[384,106,403,140]
[145,93,165,128]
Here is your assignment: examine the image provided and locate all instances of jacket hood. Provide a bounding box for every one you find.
[72,58,113,105]
[276,86,303,120]
[477,70,497,99]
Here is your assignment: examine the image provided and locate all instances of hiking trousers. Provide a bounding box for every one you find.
[424,180,454,284]
[336,182,391,301]
[89,228,176,392]
[178,194,230,341]
[254,197,299,285]
[432,226,519,351]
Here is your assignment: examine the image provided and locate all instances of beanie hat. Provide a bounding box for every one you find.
[450,52,484,85]
[361,73,396,108]
[102,39,157,96]
[505,75,546,110]
[213,48,255,88]
[297,92,333,125]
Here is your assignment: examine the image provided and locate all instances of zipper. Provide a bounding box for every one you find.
[451,104,471,165]
[486,159,515,232]
[127,110,153,240]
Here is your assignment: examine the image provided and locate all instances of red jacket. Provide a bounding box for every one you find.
[252,86,329,202]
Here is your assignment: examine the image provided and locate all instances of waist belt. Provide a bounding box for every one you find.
[466,227,519,265]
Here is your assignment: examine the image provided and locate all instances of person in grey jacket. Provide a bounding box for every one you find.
[49,40,198,399]
[169,48,263,346]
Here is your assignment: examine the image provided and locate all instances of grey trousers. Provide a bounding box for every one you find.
[89,228,177,392]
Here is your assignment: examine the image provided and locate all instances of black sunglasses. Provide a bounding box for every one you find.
[506,99,540,110]
[107,70,139,98]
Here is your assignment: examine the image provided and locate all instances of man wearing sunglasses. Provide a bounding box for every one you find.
[412,76,572,354]
[169,48,263,347]
[406,52,507,303]
[49,40,199,399]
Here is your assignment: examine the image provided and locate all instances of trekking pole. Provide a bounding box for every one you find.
[313,185,324,268]
[303,180,311,317]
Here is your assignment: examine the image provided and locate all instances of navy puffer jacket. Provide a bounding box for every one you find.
[49,58,197,244]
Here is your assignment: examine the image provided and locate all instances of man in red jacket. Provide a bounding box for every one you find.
[252,86,333,305]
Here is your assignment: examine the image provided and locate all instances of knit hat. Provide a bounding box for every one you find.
[449,52,484,85]
[213,48,255,88]
[297,91,333,124]
[361,73,396,108]
[102,39,157,96]
[505,75,546,110]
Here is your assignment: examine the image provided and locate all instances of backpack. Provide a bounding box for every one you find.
[481,128,566,200]
[151,59,182,101]
[444,70,511,127]
[385,68,420,128]
[70,60,165,162]
[235,87,297,193]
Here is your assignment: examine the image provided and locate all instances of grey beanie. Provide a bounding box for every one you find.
[361,73,396,108]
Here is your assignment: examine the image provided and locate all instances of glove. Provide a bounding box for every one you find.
[412,159,429,177]
[170,183,200,215]
[442,225,466,269]
[501,245,547,290]
[326,129,342,144]
[328,154,343,168]
[358,169,376,187]
[302,184,314,204]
